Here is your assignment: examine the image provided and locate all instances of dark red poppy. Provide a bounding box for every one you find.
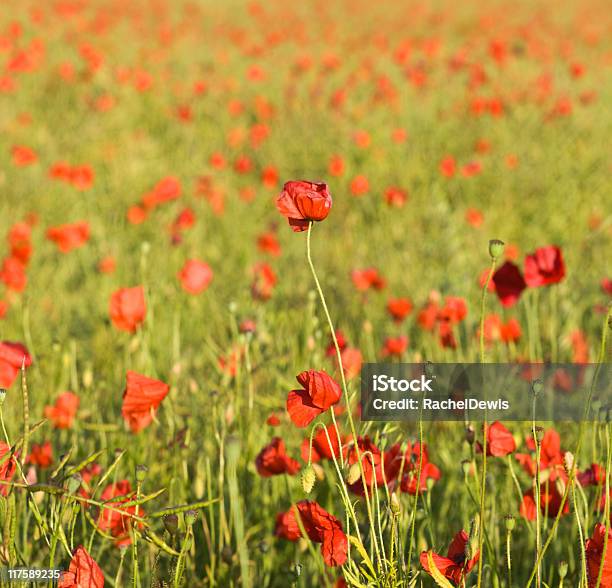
[276,181,332,232]
[492,261,527,306]
[275,500,347,566]
[524,246,565,287]
[121,371,169,433]
[58,545,104,588]
[420,529,479,585]
[0,340,32,388]
[109,286,146,332]
[255,437,300,477]
[476,421,516,457]
[579,464,605,487]
[286,370,342,427]
[387,298,413,322]
[46,222,90,253]
[178,259,213,294]
[0,442,17,497]
[44,391,79,429]
[586,524,612,588]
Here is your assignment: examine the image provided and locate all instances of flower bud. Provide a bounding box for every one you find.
[0,389,6,406]
[185,510,198,526]
[559,561,568,579]
[135,465,148,483]
[465,424,475,445]
[163,514,179,535]
[390,493,401,515]
[488,239,505,260]
[66,474,82,494]
[534,426,545,444]
[461,459,472,477]
[346,462,361,485]
[563,451,575,474]
[531,378,544,396]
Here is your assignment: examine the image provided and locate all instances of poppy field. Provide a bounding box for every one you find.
[0,0,611,586]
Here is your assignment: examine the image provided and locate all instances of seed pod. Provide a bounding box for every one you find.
[534,426,545,444]
[504,514,515,532]
[488,239,505,260]
[184,510,198,526]
[531,379,544,396]
[465,424,475,445]
[135,465,148,482]
[559,561,568,579]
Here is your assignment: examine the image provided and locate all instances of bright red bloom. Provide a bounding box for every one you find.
[98,480,142,546]
[492,261,527,307]
[351,268,386,291]
[286,370,342,427]
[251,263,277,300]
[0,442,17,497]
[586,524,612,588]
[350,175,369,196]
[255,437,300,477]
[44,391,79,429]
[420,530,479,585]
[8,222,32,264]
[0,257,27,292]
[340,347,363,380]
[109,286,146,333]
[121,371,169,433]
[0,341,32,388]
[142,176,182,210]
[381,336,408,357]
[58,546,104,588]
[500,318,521,343]
[387,298,413,323]
[98,256,116,274]
[524,246,565,287]
[276,181,332,232]
[384,186,408,207]
[465,208,484,227]
[438,297,467,324]
[27,441,53,468]
[439,155,456,178]
[70,165,94,191]
[256,232,281,257]
[275,500,348,566]
[476,421,516,456]
[11,145,37,166]
[266,413,281,426]
[178,260,213,294]
[46,222,90,253]
[302,423,343,463]
[328,155,344,177]
[0,301,6,319]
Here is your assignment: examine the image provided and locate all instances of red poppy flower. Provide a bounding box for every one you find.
[439,155,456,178]
[384,442,441,495]
[98,480,142,546]
[420,529,479,585]
[339,347,363,380]
[58,546,104,588]
[381,336,408,357]
[286,370,342,427]
[438,297,467,323]
[524,246,565,287]
[266,413,281,426]
[109,286,146,333]
[70,165,95,191]
[384,186,408,207]
[350,175,369,196]
[46,222,90,253]
[121,371,169,433]
[387,298,413,322]
[0,340,32,388]
[492,261,527,306]
[8,222,32,264]
[586,524,612,588]
[520,484,569,520]
[0,257,27,292]
[178,260,213,294]
[0,301,7,320]
[328,155,344,177]
[0,442,17,497]
[351,268,386,291]
[255,437,300,477]
[44,391,79,429]
[578,464,605,487]
[98,256,116,274]
[256,232,281,256]
[251,263,277,300]
[27,441,53,468]
[142,176,182,210]
[476,421,516,457]
[275,500,347,567]
[11,145,37,166]
[465,208,484,227]
[500,318,521,343]
[276,180,332,232]
[301,423,342,463]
